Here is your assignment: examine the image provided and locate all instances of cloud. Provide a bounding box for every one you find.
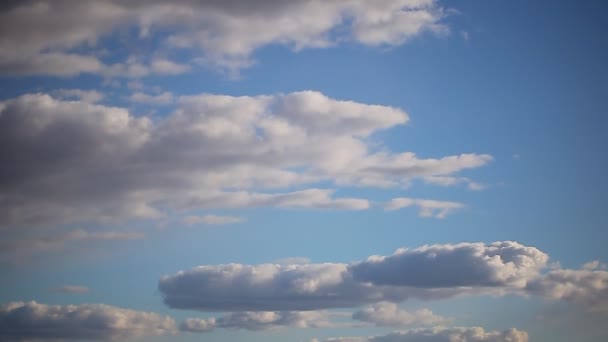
[158,241,549,312]
[181,311,339,333]
[384,198,465,218]
[0,301,176,340]
[319,327,529,342]
[183,215,243,225]
[0,91,487,228]
[352,302,449,327]
[49,285,90,294]
[0,0,447,75]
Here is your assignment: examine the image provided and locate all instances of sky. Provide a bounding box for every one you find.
[0,0,607,341]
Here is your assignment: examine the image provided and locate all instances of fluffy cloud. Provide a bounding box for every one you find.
[319,327,528,342]
[0,91,488,228]
[181,311,337,333]
[0,0,446,75]
[385,198,465,218]
[0,301,176,340]
[352,302,448,327]
[158,241,549,312]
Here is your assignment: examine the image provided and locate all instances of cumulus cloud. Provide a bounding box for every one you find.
[0,91,487,228]
[181,310,338,333]
[50,285,90,294]
[352,302,448,327]
[158,241,549,312]
[0,0,447,75]
[384,198,465,218]
[0,301,176,340]
[319,327,529,342]
[183,215,243,226]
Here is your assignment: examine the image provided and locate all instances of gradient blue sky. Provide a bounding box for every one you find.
[0,1,607,341]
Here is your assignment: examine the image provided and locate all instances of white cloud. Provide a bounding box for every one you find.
[158,241,549,312]
[320,327,529,342]
[0,301,176,340]
[0,0,447,75]
[352,302,449,327]
[183,215,243,225]
[385,198,465,218]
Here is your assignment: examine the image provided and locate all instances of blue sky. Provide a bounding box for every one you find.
[0,1,607,341]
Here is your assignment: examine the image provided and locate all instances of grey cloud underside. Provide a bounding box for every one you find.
[0,0,446,75]
[0,91,490,228]
[159,241,608,312]
[0,301,176,340]
[319,327,529,342]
